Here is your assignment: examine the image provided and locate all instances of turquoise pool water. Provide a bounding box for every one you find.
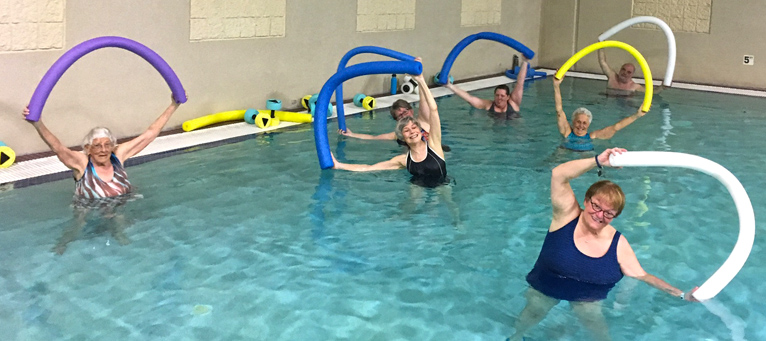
[1,77,765,340]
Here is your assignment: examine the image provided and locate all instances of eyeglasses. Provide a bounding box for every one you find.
[589,199,617,219]
[90,143,114,150]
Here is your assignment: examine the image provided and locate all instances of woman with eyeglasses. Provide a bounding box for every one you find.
[24,96,182,254]
[507,148,698,341]
[24,95,181,198]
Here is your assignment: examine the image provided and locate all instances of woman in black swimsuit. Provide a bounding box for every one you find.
[332,65,446,184]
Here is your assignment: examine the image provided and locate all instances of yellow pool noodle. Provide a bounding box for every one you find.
[554,40,653,112]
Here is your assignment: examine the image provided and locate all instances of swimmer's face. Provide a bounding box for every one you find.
[618,64,635,83]
[494,89,510,106]
[572,113,590,136]
[585,195,617,227]
[392,107,414,120]
[86,137,115,163]
[401,121,421,143]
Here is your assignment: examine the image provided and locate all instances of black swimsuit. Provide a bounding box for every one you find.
[406,145,447,183]
[488,102,521,119]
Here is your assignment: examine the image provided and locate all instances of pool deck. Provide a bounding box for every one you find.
[3,70,765,190]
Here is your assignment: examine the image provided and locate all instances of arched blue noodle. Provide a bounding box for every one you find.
[26,36,187,122]
[335,46,414,132]
[436,32,535,85]
[314,60,422,169]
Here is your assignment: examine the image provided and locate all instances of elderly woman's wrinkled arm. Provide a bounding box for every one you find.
[553,78,571,137]
[116,95,182,161]
[591,108,646,140]
[22,107,86,172]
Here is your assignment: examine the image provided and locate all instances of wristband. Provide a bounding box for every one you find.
[595,155,603,177]
[680,292,685,300]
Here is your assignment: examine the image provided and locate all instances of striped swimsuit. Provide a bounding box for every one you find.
[75,154,132,199]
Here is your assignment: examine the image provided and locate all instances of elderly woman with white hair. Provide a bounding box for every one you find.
[553,77,647,151]
[23,96,182,198]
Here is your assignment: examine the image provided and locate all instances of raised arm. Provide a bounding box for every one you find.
[413,73,444,158]
[598,49,617,80]
[553,78,572,137]
[550,148,624,226]
[444,83,491,110]
[509,58,528,107]
[23,107,87,175]
[331,152,406,172]
[617,236,699,301]
[338,128,396,141]
[115,96,181,161]
[412,57,434,123]
[590,108,646,140]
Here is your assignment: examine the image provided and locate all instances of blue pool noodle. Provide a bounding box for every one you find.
[315,60,423,169]
[505,65,547,80]
[335,46,415,132]
[436,32,535,85]
[27,36,187,122]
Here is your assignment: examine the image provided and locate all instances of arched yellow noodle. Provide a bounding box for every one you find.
[554,41,653,112]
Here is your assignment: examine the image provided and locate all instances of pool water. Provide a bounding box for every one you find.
[1,78,765,340]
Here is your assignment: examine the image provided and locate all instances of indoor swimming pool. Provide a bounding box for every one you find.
[1,77,764,340]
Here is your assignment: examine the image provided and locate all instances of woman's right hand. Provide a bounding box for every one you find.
[338,128,352,136]
[553,77,563,87]
[598,147,627,168]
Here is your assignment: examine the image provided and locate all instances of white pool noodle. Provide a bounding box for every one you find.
[609,151,755,301]
[598,16,676,87]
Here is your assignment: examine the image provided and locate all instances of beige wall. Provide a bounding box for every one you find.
[0,0,542,155]
[538,0,766,89]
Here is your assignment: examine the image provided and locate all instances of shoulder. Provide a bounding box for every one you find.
[392,153,408,164]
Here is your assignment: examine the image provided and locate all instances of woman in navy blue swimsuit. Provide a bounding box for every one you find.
[508,148,698,341]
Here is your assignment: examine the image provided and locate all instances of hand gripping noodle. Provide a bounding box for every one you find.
[26,36,187,122]
[609,151,755,301]
[598,16,676,86]
[555,41,653,112]
[313,60,422,169]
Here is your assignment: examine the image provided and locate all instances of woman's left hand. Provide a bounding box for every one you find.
[598,147,627,168]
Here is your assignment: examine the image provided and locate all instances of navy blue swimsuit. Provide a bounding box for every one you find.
[526,216,623,301]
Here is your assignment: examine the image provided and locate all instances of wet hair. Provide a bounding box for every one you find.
[82,127,117,150]
[584,180,626,217]
[494,84,510,96]
[572,107,593,124]
[394,116,422,142]
[390,99,413,119]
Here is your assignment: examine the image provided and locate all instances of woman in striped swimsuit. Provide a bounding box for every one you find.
[23,96,182,253]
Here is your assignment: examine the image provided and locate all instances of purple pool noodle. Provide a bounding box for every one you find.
[26,36,187,122]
